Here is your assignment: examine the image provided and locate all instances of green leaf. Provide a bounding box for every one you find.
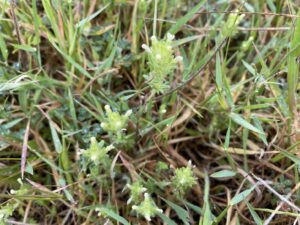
[168,0,206,34]
[25,162,34,175]
[157,212,177,225]
[230,185,256,206]
[210,170,236,178]
[58,178,75,203]
[97,207,131,225]
[287,10,300,114]
[76,4,110,28]
[229,113,264,134]
[163,199,190,225]
[172,35,202,47]
[246,201,263,225]
[266,0,276,12]
[215,53,223,90]
[42,0,63,46]
[49,122,62,154]
[290,11,300,57]
[28,143,67,174]
[242,60,256,76]
[11,44,37,52]
[48,38,92,79]
[201,173,214,225]
[0,33,8,60]
[212,207,228,225]
[184,201,203,215]
[280,150,300,165]
[252,117,268,145]
[2,118,24,129]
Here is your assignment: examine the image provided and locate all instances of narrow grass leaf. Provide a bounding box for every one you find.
[21,120,30,179]
[246,201,263,225]
[230,185,256,206]
[25,163,33,175]
[76,4,110,28]
[68,88,78,129]
[229,113,264,134]
[97,207,131,225]
[252,117,268,145]
[212,207,228,225]
[2,118,24,129]
[11,44,36,52]
[216,53,223,90]
[163,198,190,225]
[242,60,256,76]
[168,0,205,34]
[58,178,75,203]
[201,172,213,225]
[157,212,177,225]
[172,35,203,47]
[49,122,62,154]
[280,150,300,165]
[210,170,236,178]
[287,11,300,113]
[48,37,92,79]
[0,33,8,60]
[184,201,203,215]
[28,146,66,174]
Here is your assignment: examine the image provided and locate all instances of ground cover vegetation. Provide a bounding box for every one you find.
[1,0,300,224]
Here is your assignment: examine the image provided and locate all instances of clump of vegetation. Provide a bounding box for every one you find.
[126,181,147,204]
[171,162,197,197]
[132,193,163,221]
[142,33,182,94]
[1,0,300,224]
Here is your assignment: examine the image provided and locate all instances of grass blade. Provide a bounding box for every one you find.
[168,0,206,34]
[229,113,264,135]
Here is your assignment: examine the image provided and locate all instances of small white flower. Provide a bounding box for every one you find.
[156,54,162,60]
[104,105,111,112]
[90,153,97,161]
[145,215,151,221]
[116,121,122,128]
[106,144,114,151]
[141,187,147,192]
[125,109,132,117]
[187,160,195,168]
[167,33,175,41]
[127,197,133,204]
[175,56,183,62]
[151,35,157,42]
[142,44,151,53]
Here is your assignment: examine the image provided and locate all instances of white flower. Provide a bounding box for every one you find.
[142,44,151,53]
[175,56,183,62]
[167,33,175,41]
[156,54,162,60]
[125,109,133,117]
[132,193,162,221]
[151,35,157,42]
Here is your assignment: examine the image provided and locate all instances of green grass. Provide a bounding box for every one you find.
[1,0,300,224]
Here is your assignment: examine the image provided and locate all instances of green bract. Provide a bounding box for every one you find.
[142,33,182,94]
[171,162,197,197]
[126,181,147,204]
[221,11,244,37]
[80,137,114,165]
[101,105,132,134]
[0,203,18,225]
[132,193,163,221]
